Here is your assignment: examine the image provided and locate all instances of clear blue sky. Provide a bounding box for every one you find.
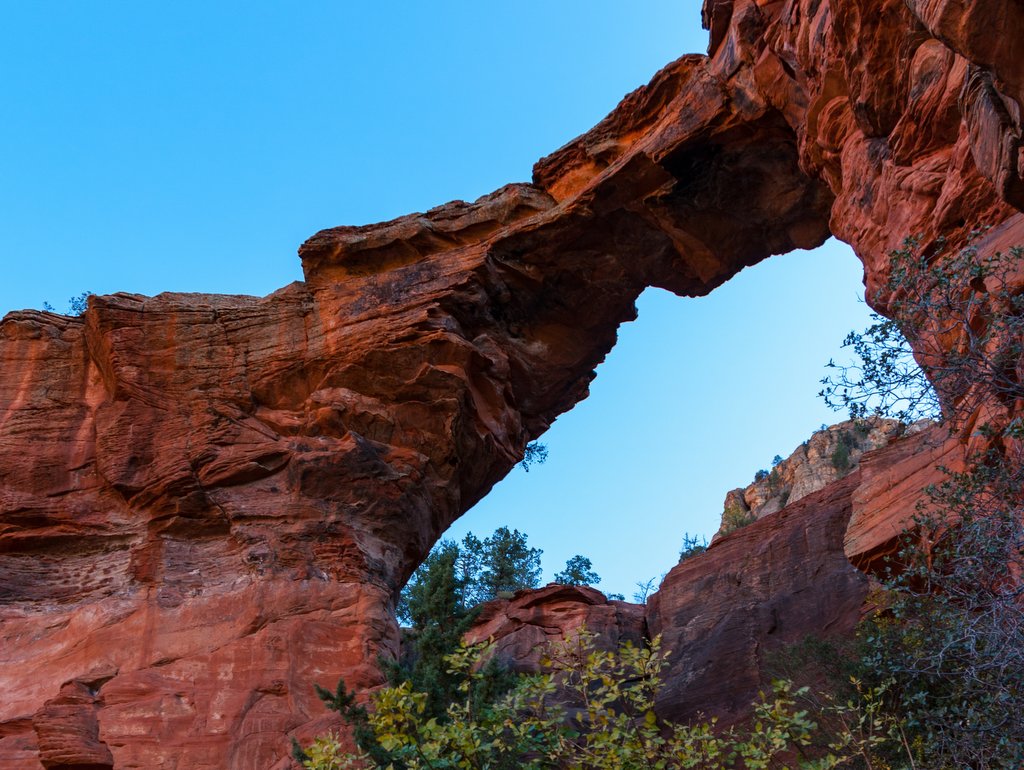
[0,1,875,598]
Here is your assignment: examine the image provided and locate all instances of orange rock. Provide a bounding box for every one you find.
[2,0,1023,765]
[464,585,645,672]
[34,679,113,770]
[846,424,965,572]
[649,473,870,725]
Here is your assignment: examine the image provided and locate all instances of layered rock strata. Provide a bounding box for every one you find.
[463,584,646,673]
[463,424,961,726]
[649,423,961,723]
[2,0,1022,766]
[716,417,910,536]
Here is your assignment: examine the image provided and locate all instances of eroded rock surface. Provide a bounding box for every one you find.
[715,417,924,536]
[464,585,646,673]
[2,0,1022,765]
[464,424,963,727]
[650,472,869,725]
[649,424,963,724]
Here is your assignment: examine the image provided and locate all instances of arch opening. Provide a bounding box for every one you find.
[442,237,877,598]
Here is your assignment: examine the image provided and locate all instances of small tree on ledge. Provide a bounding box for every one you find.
[553,555,601,586]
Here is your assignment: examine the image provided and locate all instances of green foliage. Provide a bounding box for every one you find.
[820,313,937,424]
[309,679,394,767]
[855,454,1024,767]
[520,441,548,472]
[678,532,708,561]
[772,454,783,467]
[478,526,542,600]
[392,542,481,717]
[452,532,484,607]
[776,460,1024,767]
[43,291,93,316]
[300,631,891,769]
[297,732,365,770]
[821,230,1024,425]
[720,501,755,534]
[392,528,547,719]
[399,528,544,625]
[753,469,769,482]
[553,554,600,586]
[829,430,854,473]
[819,228,1024,767]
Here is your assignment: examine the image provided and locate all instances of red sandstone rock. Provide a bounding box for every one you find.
[2,0,1023,766]
[715,417,910,537]
[463,585,645,672]
[648,473,870,725]
[33,679,114,770]
[846,424,965,572]
[462,424,956,727]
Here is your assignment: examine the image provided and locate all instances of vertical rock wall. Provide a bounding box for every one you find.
[1,0,1022,766]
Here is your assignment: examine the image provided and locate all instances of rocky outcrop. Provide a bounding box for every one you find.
[650,471,869,725]
[461,423,962,727]
[33,679,114,770]
[2,0,1022,766]
[463,585,646,673]
[716,417,920,536]
[649,423,962,724]
[846,423,964,572]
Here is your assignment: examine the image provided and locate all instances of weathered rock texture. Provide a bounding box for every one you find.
[464,585,646,673]
[2,0,1022,766]
[462,424,962,727]
[650,471,870,725]
[716,417,922,536]
[649,423,962,723]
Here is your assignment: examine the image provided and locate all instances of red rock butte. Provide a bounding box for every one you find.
[1,1,1022,767]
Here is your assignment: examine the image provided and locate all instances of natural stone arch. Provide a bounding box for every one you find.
[2,1,1023,767]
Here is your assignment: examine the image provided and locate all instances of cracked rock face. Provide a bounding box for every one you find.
[715,417,923,536]
[1,0,1022,766]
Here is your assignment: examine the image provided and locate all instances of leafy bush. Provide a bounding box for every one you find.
[298,631,891,769]
[819,230,1024,766]
[855,454,1024,767]
[720,501,755,534]
[829,430,853,473]
[678,532,708,561]
[820,230,1024,425]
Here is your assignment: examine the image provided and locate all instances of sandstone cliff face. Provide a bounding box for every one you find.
[2,0,1022,766]
[649,423,961,723]
[716,417,919,535]
[458,478,868,729]
[650,471,869,725]
[460,424,961,727]
[463,585,646,673]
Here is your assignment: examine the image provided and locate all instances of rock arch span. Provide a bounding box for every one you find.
[2,1,1022,766]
